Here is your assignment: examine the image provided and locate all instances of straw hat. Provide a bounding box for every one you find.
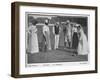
[66,20,70,23]
[45,19,49,23]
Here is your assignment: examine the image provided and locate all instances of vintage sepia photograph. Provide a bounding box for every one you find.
[26,13,89,64]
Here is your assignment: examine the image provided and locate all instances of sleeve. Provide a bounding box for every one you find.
[34,27,37,33]
[43,26,46,35]
[43,26,45,35]
[59,26,62,33]
[53,26,55,34]
[27,26,32,34]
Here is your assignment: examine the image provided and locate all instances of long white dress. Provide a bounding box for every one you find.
[77,29,89,55]
[27,25,39,53]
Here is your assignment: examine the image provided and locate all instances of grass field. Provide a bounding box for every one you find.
[27,47,88,63]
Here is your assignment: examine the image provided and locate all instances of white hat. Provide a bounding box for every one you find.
[75,24,80,27]
[66,20,70,23]
[45,19,49,23]
[56,22,59,24]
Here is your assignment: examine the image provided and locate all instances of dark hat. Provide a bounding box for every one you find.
[28,16,38,25]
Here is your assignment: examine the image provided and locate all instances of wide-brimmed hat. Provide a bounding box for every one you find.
[75,24,80,26]
[65,20,70,24]
[74,24,81,28]
[28,16,38,25]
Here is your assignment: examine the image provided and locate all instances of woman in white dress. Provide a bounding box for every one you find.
[27,21,39,54]
[77,24,89,55]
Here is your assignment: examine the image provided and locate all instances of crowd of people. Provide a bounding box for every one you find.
[27,16,89,56]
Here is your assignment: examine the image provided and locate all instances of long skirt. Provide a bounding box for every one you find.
[72,32,79,50]
[78,34,89,55]
[54,34,60,49]
[27,32,39,53]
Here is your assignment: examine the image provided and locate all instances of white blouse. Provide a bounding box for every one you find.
[43,25,50,35]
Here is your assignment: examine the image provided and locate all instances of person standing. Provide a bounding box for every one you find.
[65,20,72,48]
[42,19,51,51]
[53,22,61,49]
[77,25,89,55]
[63,24,68,48]
[72,24,79,56]
[27,20,39,54]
